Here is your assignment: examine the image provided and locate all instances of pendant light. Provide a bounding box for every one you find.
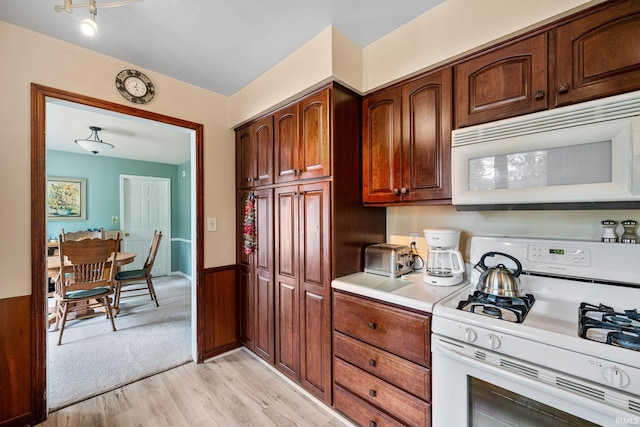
[75,126,114,154]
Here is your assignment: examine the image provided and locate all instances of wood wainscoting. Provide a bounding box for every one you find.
[0,295,32,427]
[201,266,241,360]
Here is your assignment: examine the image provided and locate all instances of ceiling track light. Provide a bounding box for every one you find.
[54,0,142,36]
[75,126,114,155]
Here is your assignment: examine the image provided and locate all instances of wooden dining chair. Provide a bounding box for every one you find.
[60,227,104,241]
[53,234,120,346]
[114,230,163,309]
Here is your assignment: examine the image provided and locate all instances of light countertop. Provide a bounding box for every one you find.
[331,271,468,313]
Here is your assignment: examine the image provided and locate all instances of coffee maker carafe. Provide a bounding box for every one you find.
[423,228,465,286]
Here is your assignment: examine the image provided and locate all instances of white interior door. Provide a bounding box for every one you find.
[119,175,171,276]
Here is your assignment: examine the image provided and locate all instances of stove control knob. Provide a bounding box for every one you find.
[464,328,477,343]
[487,334,501,349]
[603,366,630,389]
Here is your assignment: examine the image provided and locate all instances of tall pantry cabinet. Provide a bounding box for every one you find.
[236,83,386,404]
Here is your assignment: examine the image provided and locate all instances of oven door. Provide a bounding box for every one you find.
[432,334,634,427]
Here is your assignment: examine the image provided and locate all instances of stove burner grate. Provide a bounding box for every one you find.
[457,291,535,323]
[579,302,640,351]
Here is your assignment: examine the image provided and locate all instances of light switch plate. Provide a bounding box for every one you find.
[207,217,217,232]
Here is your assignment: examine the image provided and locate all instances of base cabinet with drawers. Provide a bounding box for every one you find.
[333,291,432,427]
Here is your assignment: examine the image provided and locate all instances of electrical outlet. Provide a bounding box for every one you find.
[207,217,217,232]
[112,216,118,224]
[409,232,419,248]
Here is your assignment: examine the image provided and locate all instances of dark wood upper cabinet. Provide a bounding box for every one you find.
[363,68,452,205]
[402,70,452,202]
[555,0,640,107]
[299,89,330,180]
[455,33,548,128]
[236,116,273,188]
[362,86,402,204]
[274,88,330,183]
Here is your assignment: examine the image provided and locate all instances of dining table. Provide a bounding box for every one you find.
[47,251,137,278]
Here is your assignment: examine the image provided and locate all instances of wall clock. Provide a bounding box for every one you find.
[115,69,155,104]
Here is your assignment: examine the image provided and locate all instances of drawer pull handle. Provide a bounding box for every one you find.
[367,322,377,330]
[534,90,545,99]
[369,421,377,427]
[368,359,377,367]
[558,83,569,94]
[369,388,377,397]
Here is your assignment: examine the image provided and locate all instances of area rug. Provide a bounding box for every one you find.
[47,275,192,411]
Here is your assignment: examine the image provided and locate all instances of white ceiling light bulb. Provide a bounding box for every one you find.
[80,13,97,36]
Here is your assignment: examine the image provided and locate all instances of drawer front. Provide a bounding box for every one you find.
[333,292,431,366]
[334,331,431,401]
[335,385,405,427]
[335,358,430,427]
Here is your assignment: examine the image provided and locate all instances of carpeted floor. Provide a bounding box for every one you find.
[47,275,192,411]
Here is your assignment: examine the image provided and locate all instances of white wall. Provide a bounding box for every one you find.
[0,21,235,299]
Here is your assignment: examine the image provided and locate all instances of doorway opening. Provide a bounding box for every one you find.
[31,84,204,421]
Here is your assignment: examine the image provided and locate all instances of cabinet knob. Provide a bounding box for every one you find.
[534,90,545,99]
[368,359,377,367]
[367,322,377,330]
[369,389,377,397]
[558,83,569,94]
[393,188,400,195]
[369,421,377,427]
[400,187,408,194]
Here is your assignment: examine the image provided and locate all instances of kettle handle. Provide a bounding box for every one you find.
[476,251,522,277]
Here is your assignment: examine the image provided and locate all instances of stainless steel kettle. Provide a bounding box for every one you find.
[474,252,524,297]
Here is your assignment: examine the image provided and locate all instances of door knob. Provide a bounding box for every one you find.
[125,233,130,237]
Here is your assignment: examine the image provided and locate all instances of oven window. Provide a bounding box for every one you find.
[467,140,612,191]
[468,377,599,426]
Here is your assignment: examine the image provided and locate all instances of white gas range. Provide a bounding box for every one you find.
[432,236,640,427]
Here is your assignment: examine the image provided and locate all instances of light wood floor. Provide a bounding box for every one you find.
[37,348,351,427]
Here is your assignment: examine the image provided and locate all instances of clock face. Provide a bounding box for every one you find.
[115,69,155,104]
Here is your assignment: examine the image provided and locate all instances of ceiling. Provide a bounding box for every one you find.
[1,0,444,164]
[0,0,445,96]
[46,99,192,164]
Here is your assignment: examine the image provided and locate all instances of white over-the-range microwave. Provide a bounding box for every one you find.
[451,90,640,209]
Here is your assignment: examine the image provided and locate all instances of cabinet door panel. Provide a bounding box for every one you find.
[300,184,330,286]
[301,289,330,399]
[274,104,299,183]
[299,181,331,403]
[254,116,273,186]
[299,89,330,180]
[556,2,640,106]
[455,34,547,127]
[275,187,297,277]
[238,265,253,350]
[274,185,300,381]
[253,189,274,363]
[363,87,402,203]
[276,281,299,380]
[402,69,452,201]
[255,272,274,362]
[236,126,255,189]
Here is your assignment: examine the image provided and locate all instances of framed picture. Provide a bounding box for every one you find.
[47,177,86,220]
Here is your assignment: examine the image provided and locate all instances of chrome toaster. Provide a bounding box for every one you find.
[364,243,414,278]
